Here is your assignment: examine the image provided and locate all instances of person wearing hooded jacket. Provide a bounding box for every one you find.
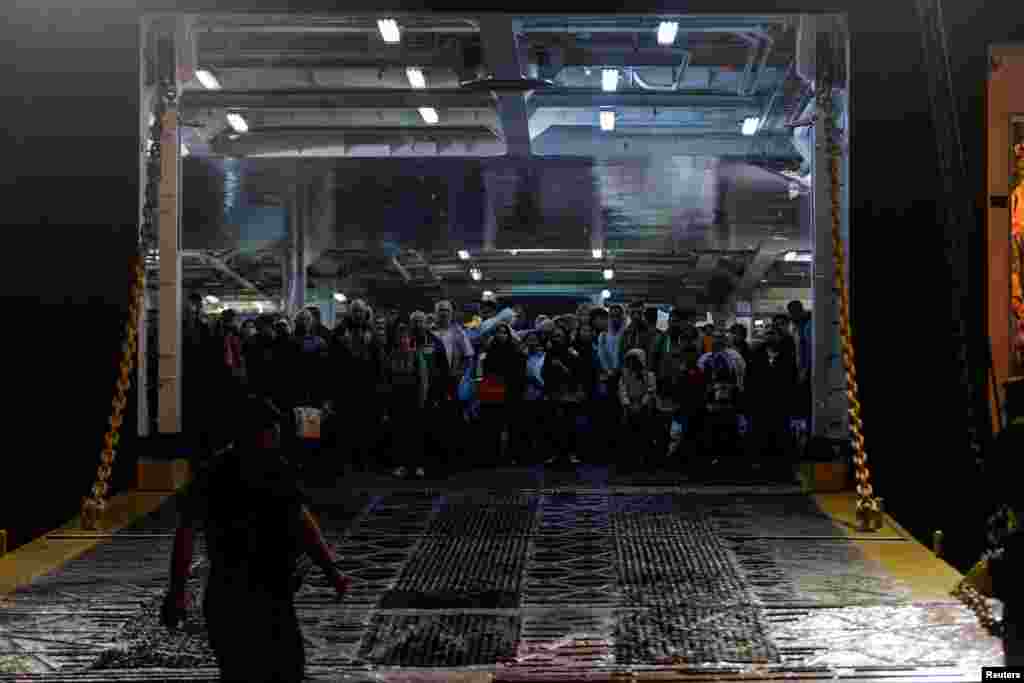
[476,322,526,466]
[542,325,585,465]
[619,348,658,465]
[328,300,382,472]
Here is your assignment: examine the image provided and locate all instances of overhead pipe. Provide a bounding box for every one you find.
[391,257,412,283]
[181,250,269,297]
[630,52,690,91]
[746,34,775,96]
[755,58,795,135]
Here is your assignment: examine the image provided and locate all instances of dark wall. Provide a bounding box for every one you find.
[0,0,1013,566]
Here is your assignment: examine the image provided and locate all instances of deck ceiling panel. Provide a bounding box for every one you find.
[175,12,812,304]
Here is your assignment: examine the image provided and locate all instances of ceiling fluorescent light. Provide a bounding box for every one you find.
[334,292,347,303]
[657,21,679,45]
[377,19,401,43]
[592,248,603,259]
[406,67,427,89]
[180,143,190,157]
[226,113,249,133]
[601,69,619,92]
[741,117,759,136]
[204,295,219,305]
[195,69,221,90]
[458,249,471,260]
[784,251,812,263]
[600,110,615,131]
[418,107,439,124]
[603,268,615,280]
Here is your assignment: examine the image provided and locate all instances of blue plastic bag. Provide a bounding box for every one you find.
[457,373,476,403]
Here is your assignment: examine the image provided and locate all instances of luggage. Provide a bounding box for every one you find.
[478,375,507,403]
[294,407,323,440]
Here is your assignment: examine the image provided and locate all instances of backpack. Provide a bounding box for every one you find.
[707,353,737,411]
[709,352,736,384]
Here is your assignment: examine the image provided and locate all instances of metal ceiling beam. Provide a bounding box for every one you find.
[193,16,479,34]
[181,89,761,111]
[533,126,798,158]
[556,47,691,69]
[200,53,463,71]
[181,250,269,298]
[532,91,761,108]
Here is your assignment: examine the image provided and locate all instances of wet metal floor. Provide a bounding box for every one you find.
[0,465,1004,681]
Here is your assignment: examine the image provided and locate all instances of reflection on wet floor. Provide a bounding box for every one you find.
[0,468,1004,681]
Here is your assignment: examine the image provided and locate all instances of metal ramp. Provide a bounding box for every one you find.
[0,469,1002,681]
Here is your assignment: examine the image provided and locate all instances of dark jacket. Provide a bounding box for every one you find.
[542,345,584,401]
[571,338,601,398]
[482,341,526,400]
[745,345,798,416]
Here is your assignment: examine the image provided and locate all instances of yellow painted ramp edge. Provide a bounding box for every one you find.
[814,491,964,602]
[0,489,178,596]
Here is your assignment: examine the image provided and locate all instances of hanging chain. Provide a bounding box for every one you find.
[80,84,175,530]
[817,69,881,532]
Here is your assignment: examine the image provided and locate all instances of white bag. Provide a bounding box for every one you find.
[294,407,323,440]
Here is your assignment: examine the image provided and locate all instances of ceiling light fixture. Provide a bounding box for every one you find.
[741,117,759,136]
[180,143,190,157]
[783,251,812,263]
[601,69,619,92]
[334,292,347,303]
[600,110,616,132]
[601,289,611,299]
[603,268,615,281]
[470,267,483,281]
[204,295,220,305]
[458,249,471,260]
[482,290,494,298]
[226,113,249,133]
[406,67,427,89]
[592,248,603,259]
[377,19,401,43]
[418,107,439,124]
[657,21,679,46]
[195,69,221,90]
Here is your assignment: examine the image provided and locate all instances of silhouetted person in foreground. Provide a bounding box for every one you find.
[160,397,351,682]
[984,378,1024,664]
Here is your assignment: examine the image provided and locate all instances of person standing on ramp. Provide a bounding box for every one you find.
[160,396,351,682]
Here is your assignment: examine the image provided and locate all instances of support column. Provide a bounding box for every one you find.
[479,15,533,159]
[286,185,307,316]
[483,169,498,251]
[157,103,182,434]
[810,14,849,441]
[137,18,153,439]
[591,183,605,255]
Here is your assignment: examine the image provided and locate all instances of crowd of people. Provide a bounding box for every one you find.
[182,291,814,479]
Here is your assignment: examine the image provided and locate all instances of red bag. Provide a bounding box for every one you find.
[478,375,507,403]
